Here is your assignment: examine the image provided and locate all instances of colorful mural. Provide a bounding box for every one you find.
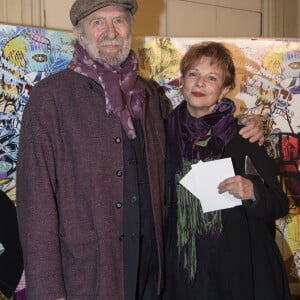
[137,37,300,296]
[1,24,300,296]
[0,24,74,202]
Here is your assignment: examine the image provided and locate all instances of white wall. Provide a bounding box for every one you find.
[0,0,45,27]
[0,0,299,38]
[42,0,263,37]
[283,0,299,37]
[43,0,73,31]
[165,0,261,37]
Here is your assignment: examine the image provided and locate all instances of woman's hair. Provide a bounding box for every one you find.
[180,41,236,90]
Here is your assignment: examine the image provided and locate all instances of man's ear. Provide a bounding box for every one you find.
[72,26,83,46]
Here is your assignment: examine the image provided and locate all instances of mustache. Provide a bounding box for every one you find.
[98,39,122,46]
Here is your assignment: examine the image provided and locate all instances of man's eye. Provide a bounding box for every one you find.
[92,19,102,26]
[114,17,125,24]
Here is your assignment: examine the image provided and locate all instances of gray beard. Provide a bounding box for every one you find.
[83,37,132,66]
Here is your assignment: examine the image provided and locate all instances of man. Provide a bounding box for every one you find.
[16,0,264,299]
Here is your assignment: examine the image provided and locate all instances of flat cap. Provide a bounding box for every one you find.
[70,0,138,26]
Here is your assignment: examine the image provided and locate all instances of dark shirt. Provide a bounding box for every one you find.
[123,119,158,300]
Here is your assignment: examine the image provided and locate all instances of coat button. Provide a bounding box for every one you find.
[115,137,121,144]
[131,233,139,241]
[116,202,123,208]
[119,234,124,240]
[116,170,123,177]
[131,196,137,203]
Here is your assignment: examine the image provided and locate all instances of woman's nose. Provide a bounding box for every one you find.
[196,76,205,87]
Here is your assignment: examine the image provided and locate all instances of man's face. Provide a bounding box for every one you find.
[74,5,133,65]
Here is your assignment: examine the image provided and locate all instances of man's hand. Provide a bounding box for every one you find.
[238,115,264,146]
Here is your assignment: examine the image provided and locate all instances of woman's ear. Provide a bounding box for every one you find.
[218,86,231,102]
[179,77,183,89]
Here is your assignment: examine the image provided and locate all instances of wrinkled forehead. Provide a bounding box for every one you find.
[86,5,129,19]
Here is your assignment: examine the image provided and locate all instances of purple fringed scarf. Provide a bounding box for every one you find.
[68,41,145,139]
[167,98,238,170]
[167,98,238,281]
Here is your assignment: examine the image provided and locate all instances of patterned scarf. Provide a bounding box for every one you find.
[166,98,238,281]
[68,41,145,139]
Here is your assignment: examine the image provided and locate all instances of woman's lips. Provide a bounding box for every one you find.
[192,91,205,97]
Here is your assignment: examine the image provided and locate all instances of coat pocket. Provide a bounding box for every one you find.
[59,229,98,297]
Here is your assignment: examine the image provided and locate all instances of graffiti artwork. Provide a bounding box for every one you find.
[0,24,74,201]
[137,37,300,295]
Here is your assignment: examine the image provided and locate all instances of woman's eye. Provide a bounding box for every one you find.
[187,72,198,77]
[208,75,217,81]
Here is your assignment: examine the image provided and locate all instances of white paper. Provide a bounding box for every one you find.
[179,158,242,212]
[0,242,5,255]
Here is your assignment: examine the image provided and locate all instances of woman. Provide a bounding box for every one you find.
[163,42,291,299]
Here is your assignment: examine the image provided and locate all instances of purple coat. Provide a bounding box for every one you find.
[16,69,166,300]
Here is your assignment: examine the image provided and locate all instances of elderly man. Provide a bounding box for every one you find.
[16,0,264,299]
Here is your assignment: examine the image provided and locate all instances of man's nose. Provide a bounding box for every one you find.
[105,21,117,39]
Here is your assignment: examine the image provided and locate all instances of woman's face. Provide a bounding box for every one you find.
[182,56,230,118]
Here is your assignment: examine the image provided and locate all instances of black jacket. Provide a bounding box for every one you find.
[164,133,291,300]
[0,190,23,297]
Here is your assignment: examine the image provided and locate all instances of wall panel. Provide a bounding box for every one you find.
[167,0,217,36]
[6,0,21,24]
[179,0,218,4]
[0,0,44,26]
[217,0,261,11]
[0,0,298,38]
[217,7,261,36]
[44,0,73,30]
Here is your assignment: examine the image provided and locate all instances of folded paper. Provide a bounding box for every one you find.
[179,157,242,212]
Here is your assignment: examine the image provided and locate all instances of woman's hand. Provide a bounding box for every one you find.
[218,175,254,200]
[238,115,264,146]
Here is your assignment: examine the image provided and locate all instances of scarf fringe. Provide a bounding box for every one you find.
[176,159,222,281]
